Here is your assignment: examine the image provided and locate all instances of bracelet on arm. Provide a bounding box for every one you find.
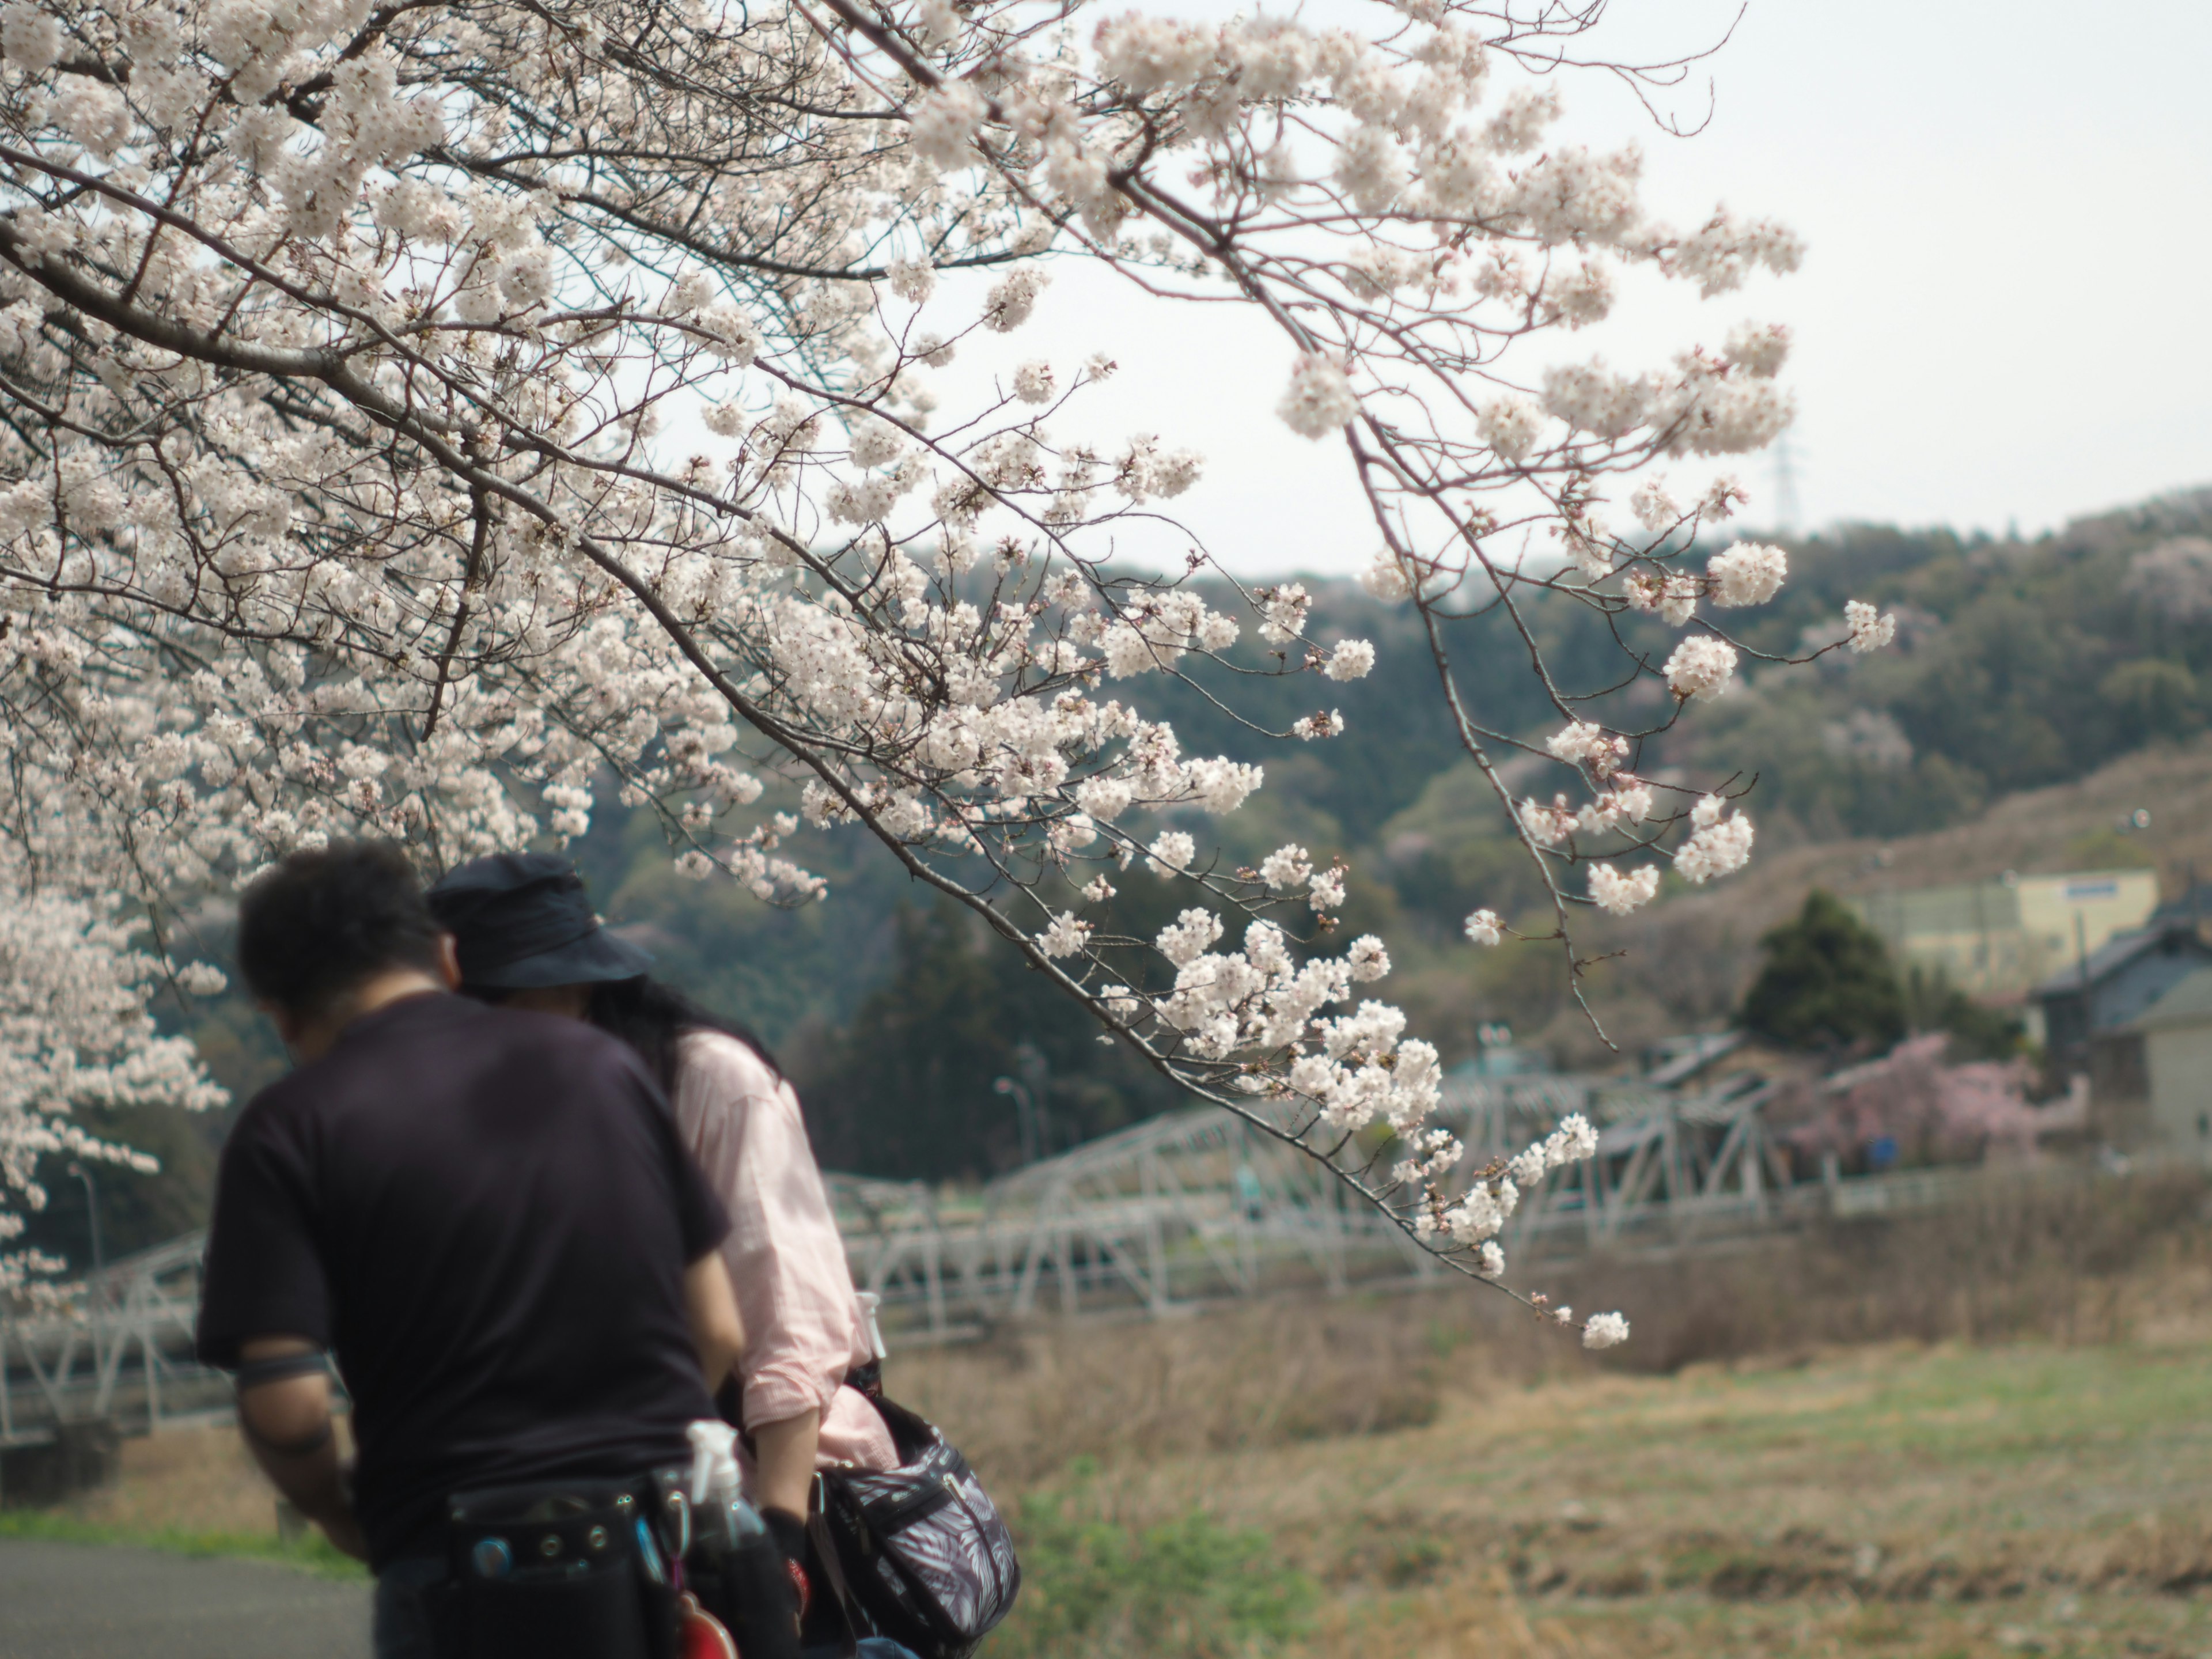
[233,1351,335,1458]
[234,1350,329,1392]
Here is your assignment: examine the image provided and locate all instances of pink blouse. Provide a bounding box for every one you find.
[672,1031,898,1476]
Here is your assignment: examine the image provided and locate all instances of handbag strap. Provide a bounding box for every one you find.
[805,1471,862,1659]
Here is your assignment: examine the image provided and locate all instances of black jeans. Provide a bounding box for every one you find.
[374,1556,921,1659]
[372,1557,448,1659]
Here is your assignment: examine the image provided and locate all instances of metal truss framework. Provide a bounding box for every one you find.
[836,1073,1805,1340]
[1,1232,222,1447]
[0,1070,1847,1434]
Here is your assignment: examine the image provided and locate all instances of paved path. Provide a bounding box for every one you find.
[0,1539,371,1658]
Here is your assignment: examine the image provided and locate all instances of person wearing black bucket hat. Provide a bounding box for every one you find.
[424,851,655,994]
[429,854,900,1629]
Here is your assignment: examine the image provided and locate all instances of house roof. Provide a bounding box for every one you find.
[2149,883,2212,930]
[2033,922,2212,999]
[2128,966,2212,1032]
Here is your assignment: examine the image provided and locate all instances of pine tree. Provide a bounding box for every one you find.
[797,902,1179,1180]
[1741,890,1907,1052]
[802,905,1007,1179]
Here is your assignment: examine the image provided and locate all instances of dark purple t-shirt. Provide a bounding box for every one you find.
[196,993,728,1567]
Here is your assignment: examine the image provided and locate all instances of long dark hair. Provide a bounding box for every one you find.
[586,975,782,1095]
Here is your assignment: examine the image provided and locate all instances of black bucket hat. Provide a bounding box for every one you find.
[426,853,653,990]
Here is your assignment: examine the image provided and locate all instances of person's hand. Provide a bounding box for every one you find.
[761,1507,810,1620]
[319,1508,372,1562]
[761,1506,807,1567]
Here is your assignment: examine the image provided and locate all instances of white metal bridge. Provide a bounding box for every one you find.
[0,1067,1885,1438]
[832,1070,1806,1340]
[0,1231,226,1450]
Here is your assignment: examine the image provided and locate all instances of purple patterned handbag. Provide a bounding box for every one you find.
[809,1390,1021,1659]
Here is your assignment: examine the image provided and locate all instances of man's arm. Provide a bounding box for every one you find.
[235,1335,369,1562]
[684,1252,746,1395]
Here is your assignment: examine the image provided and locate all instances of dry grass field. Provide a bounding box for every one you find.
[13,1171,2211,1658]
[899,1170,2212,1659]
[961,1335,2212,1659]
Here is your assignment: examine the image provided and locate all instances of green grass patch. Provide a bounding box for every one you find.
[0,1508,368,1580]
[993,1461,1315,1659]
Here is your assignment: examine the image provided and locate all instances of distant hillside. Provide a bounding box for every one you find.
[524,484,2212,1173]
[1477,732,2212,1071]
[1654,487,2212,841]
[1144,483,2212,844]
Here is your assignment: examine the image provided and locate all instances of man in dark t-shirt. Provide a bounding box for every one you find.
[195,841,744,1654]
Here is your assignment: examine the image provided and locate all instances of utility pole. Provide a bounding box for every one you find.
[67,1161,104,1287]
[1014,1041,1050,1156]
[2073,911,2093,1058]
[993,1076,1039,1166]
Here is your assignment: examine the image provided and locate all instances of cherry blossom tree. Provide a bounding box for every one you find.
[0,0,1895,1332]
[0,878,224,1294]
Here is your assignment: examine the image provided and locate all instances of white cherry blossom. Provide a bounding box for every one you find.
[0,0,1842,1317]
[1582,1311,1631,1349]
[1665,636,1740,700]
[1278,354,1360,439]
[1674,808,1757,884]
[1709,542,1788,608]
[1589,863,1660,915]
[1847,600,1899,653]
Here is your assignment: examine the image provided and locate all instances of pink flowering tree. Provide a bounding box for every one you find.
[0,0,1897,1334]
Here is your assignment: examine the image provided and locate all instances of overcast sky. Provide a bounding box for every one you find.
[934,0,2212,575]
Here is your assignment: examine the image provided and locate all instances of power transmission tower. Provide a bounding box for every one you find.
[1770,433,1804,537]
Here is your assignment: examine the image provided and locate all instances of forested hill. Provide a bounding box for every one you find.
[1658,488,2212,840]
[1141,482,2212,849]
[555,484,2212,1182]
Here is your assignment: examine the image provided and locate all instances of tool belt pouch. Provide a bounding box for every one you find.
[643,1468,804,1659]
[438,1478,676,1659]
[692,1528,805,1659]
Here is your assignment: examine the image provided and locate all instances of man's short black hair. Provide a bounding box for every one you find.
[236,840,445,1018]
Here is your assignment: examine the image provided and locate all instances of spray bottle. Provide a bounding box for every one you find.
[683,1421,801,1659]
